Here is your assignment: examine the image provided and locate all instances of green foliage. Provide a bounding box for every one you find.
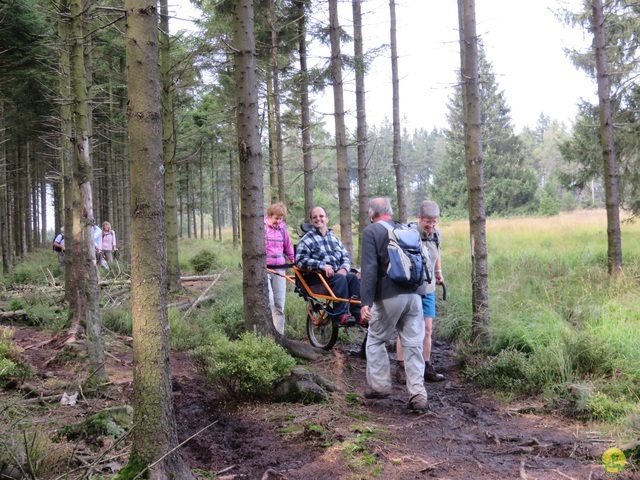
[8,268,37,286]
[462,349,542,395]
[563,330,619,377]
[0,328,33,387]
[538,189,560,217]
[25,304,67,331]
[439,213,640,423]
[587,392,635,423]
[5,290,67,331]
[168,307,231,351]
[0,428,71,479]
[112,452,148,480]
[189,249,219,274]
[102,306,133,336]
[8,299,23,310]
[341,425,389,477]
[191,332,296,399]
[561,1,640,217]
[433,43,538,217]
[208,295,245,340]
[58,407,132,441]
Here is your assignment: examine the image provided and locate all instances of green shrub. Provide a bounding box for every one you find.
[102,307,133,336]
[209,299,245,340]
[169,308,205,351]
[0,328,33,386]
[462,349,542,395]
[587,392,634,423]
[9,269,36,285]
[8,299,23,310]
[0,428,72,479]
[189,249,218,274]
[25,304,67,331]
[538,190,560,217]
[59,407,132,441]
[191,332,296,399]
[564,330,618,377]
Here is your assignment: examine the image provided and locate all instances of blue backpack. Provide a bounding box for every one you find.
[381,221,428,289]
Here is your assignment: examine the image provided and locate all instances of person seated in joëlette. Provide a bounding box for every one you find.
[295,206,362,326]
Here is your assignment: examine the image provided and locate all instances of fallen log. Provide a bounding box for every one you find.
[0,309,29,321]
[180,273,227,282]
[180,267,228,319]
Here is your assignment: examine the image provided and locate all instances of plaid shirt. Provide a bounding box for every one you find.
[295,227,351,272]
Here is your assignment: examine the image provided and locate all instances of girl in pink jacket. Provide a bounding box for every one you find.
[265,202,295,335]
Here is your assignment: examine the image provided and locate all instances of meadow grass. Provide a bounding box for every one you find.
[438,210,640,431]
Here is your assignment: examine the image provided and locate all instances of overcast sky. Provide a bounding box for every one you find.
[170,0,596,134]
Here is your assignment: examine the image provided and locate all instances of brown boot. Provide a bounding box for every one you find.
[395,361,406,384]
[424,361,445,382]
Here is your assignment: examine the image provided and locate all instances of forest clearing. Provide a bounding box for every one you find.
[1,210,639,479]
[4,0,640,478]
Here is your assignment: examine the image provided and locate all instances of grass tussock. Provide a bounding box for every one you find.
[438,210,640,429]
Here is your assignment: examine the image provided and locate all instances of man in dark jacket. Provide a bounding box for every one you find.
[360,197,429,413]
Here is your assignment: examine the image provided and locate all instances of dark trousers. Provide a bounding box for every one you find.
[309,271,361,320]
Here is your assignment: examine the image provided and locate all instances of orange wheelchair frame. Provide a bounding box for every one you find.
[266,265,366,352]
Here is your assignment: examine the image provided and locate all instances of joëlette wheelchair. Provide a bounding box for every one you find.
[266,264,366,354]
[266,222,367,355]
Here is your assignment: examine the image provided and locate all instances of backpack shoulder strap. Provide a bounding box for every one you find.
[380,221,393,232]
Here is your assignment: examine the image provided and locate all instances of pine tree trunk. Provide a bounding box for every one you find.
[389,0,406,223]
[40,174,47,248]
[267,70,277,202]
[125,0,194,477]
[353,0,370,262]
[233,0,273,335]
[199,150,204,240]
[296,0,314,216]
[0,98,9,274]
[58,0,75,302]
[70,0,107,380]
[107,86,116,229]
[591,0,623,274]
[210,146,217,240]
[270,0,285,202]
[186,165,192,238]
[329,0,353,256]
[160,0,181,291]
[120,55,131,266]
[458,0,490,344]
[228,123,239,248]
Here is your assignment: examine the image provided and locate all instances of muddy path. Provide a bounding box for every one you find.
[173,339,632,480]
[6,323,635,480]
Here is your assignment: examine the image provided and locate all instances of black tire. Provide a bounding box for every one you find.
[306,303,339,350]
[340,325,368,359]
[358,331,367,359]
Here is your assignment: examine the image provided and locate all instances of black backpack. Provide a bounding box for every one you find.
[53,234,64,252]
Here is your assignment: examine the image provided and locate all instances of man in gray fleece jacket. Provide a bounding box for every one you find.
[360,197,429,414]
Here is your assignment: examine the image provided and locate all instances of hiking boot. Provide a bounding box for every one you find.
[395,361,406,384]
[352,312,367,327]
[364,387,391,399]
[339,314,356,327]
[424,361,445,382]
[408,393,429,414]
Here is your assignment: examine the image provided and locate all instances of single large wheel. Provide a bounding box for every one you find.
[306,301,339,350]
